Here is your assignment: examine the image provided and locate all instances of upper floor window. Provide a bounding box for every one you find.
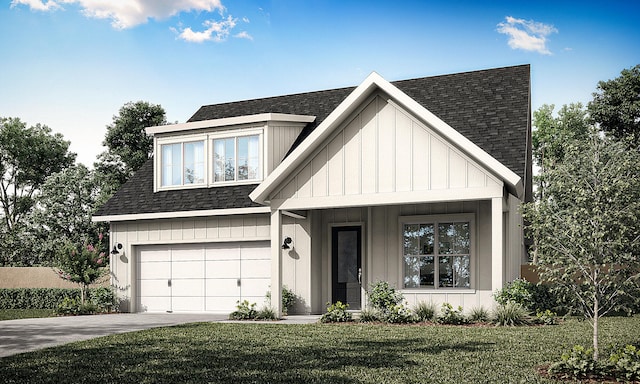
[161,141,205,187]
[213,135,260,183]
[402,215,473,289]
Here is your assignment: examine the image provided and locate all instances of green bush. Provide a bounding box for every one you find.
[89,286,118,312]
[492,301,530,326]
[468,306,490,323]
[229,300,257,320]
[265,285,296,315]
[54,297,99,316]
[367,281,404,313]
[494,278,559,313]
[413,301,437,322]
[0,288,82,309]
[254,306,278,321]
[385,304,416,324]
[609,344,640,381]
[548,345,600,378]
[534,309,558,325]
[436,303,467,325]
[320,301,352,323]
[549,344,640,381]
[358,308,381,323]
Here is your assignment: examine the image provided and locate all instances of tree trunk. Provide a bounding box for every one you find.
[593,295,599,361]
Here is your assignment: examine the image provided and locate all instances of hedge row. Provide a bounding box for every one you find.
[0,288,83,309]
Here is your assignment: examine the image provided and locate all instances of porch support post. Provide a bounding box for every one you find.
[491,197,505,293]
[270,209,283,317]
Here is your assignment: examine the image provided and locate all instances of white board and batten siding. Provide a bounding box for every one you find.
[271,94,504,210]
[109,214,271,313]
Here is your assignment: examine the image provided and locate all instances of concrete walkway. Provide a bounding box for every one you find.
[0,313,320,358]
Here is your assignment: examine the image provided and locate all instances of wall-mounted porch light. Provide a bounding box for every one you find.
[281,237,293,250]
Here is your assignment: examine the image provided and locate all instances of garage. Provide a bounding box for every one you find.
[137,241,271,313]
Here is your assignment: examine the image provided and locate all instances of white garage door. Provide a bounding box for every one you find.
[137,242,271,313]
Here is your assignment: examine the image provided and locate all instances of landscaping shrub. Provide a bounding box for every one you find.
[358,308,381,323]
[494,278,559,313]
[492,301,530,326]
[0,288,81,309]
[413,301,437,322]
[468,306,490,323]
[534,309,558,325]
[265,285,296,315]
[229,300,258,320]
[436,303,467,325]
[609,344,640,381]
[320,301,352,323]
[89,286,118,313]
[254,306,278,321]
[367,281,404,313]
[385,304,416,324]
[548,344,640,382]
[548,345,600,379]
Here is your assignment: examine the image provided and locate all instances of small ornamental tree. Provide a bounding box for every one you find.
[54,234,108,305]
[523,133,640,361]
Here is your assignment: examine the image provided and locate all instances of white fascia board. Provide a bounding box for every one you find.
[250,71,524,203]
[146,113,316,135]
[250,73,383,203]
[92,206,270,222]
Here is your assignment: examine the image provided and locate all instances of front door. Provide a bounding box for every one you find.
[331,226,362,310]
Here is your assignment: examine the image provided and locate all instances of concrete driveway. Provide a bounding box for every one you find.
[0,313,227,358]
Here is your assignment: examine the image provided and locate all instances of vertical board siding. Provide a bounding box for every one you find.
[272,94,501,202]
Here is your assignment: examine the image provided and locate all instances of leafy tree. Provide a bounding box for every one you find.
[532,103,590,199]
[30,164,108,265]
[0,117,75,231]
[588,64,640,148]
[55,235,108,305]
[523,133,640,361]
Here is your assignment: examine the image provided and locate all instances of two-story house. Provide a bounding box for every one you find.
[93,65,532,315]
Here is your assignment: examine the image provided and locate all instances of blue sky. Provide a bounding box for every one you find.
[2,0,639,166]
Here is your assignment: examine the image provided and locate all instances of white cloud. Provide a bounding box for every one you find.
[10,0,61,11]
[234,31,253,41]
[497,16,558,55]
[11,0,226,29]
[177,15,236,43]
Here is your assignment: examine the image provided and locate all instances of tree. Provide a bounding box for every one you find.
[531,103,590,199]
[523,133,640,361]
[55,234,108,305]
[30,164,108,265]
[588,64,640,148]
[0,117,76,231]
[99,101,166,179]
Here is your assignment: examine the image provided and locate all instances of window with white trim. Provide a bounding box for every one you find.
[402,217,472,289]
[213,135,260,183]
[161,140,205,187]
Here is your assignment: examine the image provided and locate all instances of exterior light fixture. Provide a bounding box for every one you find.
[111,243,123,255]
[282,237,292,250]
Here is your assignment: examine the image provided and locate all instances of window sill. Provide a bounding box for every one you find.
[400,288,477,294]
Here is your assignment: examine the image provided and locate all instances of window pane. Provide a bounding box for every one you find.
[184,141,204,184]
[213,139,225,182]
[237,136,249,180]
[404,256,420,288]
[438,222,470,254]
[439,256,454,287]
[453,256,470,288]
[420,256,435,287]
[161,143,182,186]
[403,224,420,255]
[224,138,235,181]
[247,135,259,179]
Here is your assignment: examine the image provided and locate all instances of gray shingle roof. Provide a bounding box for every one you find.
[95,65,531,218]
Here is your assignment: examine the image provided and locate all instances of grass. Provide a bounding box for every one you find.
[0,309,55,321]
[1,316,639,383]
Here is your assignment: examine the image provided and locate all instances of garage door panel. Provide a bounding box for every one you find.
[139,249,171,262]
[241,259,270,278]
[172,297,204,312]
[206,260,240,278]
[139,279,171,296]
[172,261,205,279]
[205,247,240,261]
[172,279,204,296]
[241,278,271,297]
[139,297,170,312]
[206,297,240,312]
[206,278,240,296]
[241,243,270,259]
[139,261,171,279]
[171,248,204,262]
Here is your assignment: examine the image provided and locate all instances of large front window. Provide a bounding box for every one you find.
[213,135,259,183]
[161,141,205,187]
[403,219,471,289]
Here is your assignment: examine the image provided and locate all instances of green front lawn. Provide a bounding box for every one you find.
[0,309,55,321]
[1,317,639,383]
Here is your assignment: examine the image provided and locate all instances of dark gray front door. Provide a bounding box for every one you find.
[332,226,362,310]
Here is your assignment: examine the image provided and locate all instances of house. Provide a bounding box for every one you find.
[93,65,532,315]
